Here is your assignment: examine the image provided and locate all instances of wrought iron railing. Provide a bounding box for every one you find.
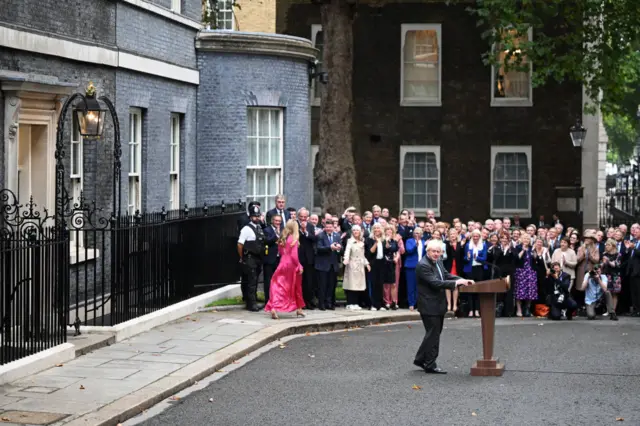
[0,189,69,365]
[69,201,245,331]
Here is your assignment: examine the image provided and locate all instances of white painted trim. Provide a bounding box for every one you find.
[0,343,75,385]
[121,0,203,30]
[118,52,200,85]
[310,24,323,107]
[0,25,118,66]
[170,113,181,210]
[400,24,442,107]
[310,145,321,213]
[490,27,533,107]
[129,108,143,214]
[490,145,532,217]
[0,26,200,85]
[399,145,441,216]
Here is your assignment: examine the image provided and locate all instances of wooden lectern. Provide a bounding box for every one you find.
[459,277,510,376]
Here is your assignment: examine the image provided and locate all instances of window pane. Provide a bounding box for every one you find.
[258,110,270,137]
[414,179,427,194]
[403,179,414,194]
[415,194,426,209]
[426,153,438,178]
[257,170,266,195]
[270,110,280,137]
[72,113,80,141]
[72,142,81,176]
[270,138,280,167]
[248,109,258,137]
[494,30,530,100]
[426,179,438,196]
[517,195,528,209]
[403,29,439,101]
[246,170,255,195]
[267,169,278,194]
[258,137,269,166]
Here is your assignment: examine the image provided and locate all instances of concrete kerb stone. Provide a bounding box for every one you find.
[64,312,420,426]
[0,343,75,385]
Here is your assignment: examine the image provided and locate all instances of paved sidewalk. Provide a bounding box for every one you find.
[0,308,418,426]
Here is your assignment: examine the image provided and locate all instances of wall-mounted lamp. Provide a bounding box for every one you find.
[308,59,328,85]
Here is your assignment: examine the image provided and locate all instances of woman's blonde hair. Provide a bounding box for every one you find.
[372,223,384,238]
[350,225,364,242]
[278,219,300,246]
[605,238,618,254]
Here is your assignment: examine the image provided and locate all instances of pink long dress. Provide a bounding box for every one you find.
[264,236,305,312]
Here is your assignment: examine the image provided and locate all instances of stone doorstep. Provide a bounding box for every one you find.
[61,311,419,426]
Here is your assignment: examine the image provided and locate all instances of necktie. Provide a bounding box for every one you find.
[329,234,333,244]
[436,262,444,280]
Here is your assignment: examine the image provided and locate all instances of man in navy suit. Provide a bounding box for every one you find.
[262,215,282,304]
[265,194,290,230]
[314,221,341,310]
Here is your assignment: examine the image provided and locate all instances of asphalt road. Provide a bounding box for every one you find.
[133,317,640,426]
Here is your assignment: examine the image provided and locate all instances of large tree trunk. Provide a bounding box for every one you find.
[315,0,361,214]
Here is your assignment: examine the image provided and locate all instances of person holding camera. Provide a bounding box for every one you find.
[578,263,618,321]
[547,262,577,320]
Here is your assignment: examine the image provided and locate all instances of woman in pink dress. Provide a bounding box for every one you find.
[264,219,306,320]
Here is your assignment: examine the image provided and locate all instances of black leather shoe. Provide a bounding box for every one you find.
[610,313,619,321]
[424,367,447,374]
[413,360,427,370]
[318,306,326,311]
[248,305,260,312]
[326,306,335,311]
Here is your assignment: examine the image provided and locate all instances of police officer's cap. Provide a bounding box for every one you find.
[247,200,261,214]
[249,205,262,217]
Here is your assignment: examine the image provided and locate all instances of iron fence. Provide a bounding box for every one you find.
[598,195,640,229]
[0,191,69,365]
[69,202,245,330]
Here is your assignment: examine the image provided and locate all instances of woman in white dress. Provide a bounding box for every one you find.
[343,225,371,310]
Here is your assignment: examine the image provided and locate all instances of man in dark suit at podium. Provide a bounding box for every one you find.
[414,239,473,374]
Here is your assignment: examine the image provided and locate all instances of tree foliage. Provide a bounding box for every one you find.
[468,0,640,158]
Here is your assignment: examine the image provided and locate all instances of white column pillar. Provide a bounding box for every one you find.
[3,93,20,194]
[582,88,600,229]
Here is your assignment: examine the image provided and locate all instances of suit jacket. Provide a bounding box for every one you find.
[488,244,516,277]
[416,256,460,315]
[266,208,290,229]
[404,238,426,269]
[624,240,640,277]
[298,221,317,265]
[263,226,280,265]
[463,241,488,275]
[397,225,414,242]
[443,241,465,273]
[314,231,340,272]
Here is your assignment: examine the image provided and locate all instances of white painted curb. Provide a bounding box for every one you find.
[68,284,242,342]
[0,343,75,385]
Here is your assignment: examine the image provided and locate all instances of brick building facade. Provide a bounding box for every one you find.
[278,0,587,223]
[0,1,316,314]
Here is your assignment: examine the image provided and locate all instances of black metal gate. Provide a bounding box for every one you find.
[0,189,69,364]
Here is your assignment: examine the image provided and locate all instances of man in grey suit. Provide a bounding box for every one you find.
[413,239,473,374]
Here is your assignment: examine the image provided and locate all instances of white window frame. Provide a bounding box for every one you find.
[70,114,83,249]
[490,146,532,217]
[169,114,180,210]
[129,108,142,215]
[311,24,323,107]
[310,145,321,213]
[171,0,181,13]
[490,27,533,107]
[246,108,284,208]
[217,0,235,30]
[400,24,442,107]
[399,146,441,216]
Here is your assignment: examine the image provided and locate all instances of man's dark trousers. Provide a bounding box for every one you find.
[414,313,445,369]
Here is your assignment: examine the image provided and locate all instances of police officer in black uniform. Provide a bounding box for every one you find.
[237,203,266,311]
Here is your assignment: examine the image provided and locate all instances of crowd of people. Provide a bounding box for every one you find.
[237,195,640,321]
